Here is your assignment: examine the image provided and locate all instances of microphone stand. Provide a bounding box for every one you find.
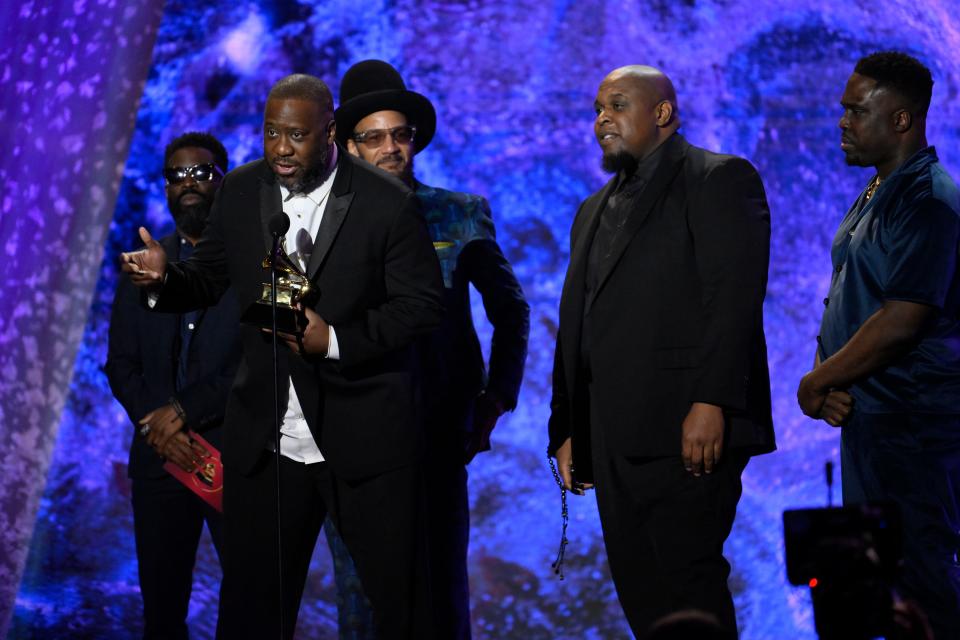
[270,231,286,640]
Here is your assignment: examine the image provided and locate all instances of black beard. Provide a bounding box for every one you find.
[284,144,332,194]
[170,197,213,238]
[844,153,867,167]
[602,150,639,174]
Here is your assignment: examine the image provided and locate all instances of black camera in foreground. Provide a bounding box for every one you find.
[784,504,902,640]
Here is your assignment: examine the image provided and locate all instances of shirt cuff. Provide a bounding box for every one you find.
[145,273,166,308]
[326,325,340,360]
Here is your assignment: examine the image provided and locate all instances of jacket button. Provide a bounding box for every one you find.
[823,297,829,306]
[836,265,843,273]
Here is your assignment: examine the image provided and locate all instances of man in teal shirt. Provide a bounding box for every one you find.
[799,51,960,638]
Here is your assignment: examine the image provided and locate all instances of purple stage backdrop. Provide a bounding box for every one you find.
[4,1,960,638]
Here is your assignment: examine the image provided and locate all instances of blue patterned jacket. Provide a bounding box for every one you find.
[415,182,529,438]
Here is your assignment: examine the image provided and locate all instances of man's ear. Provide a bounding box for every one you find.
[655,100,675,127]
[893,109,912,133]
[327,119,337,144]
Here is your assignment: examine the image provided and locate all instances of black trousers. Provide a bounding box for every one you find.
[423,458,471,639]
[841,412,960,640]
[324,445,472,639]
[591,421,746,639]
[132,474,224,640]
[216,452,433,640]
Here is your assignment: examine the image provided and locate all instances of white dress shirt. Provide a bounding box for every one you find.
[277,147,339,464]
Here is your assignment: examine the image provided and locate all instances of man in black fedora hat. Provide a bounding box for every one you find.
[323,59,529,639]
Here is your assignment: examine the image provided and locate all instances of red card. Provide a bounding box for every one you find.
[163,431,223,513]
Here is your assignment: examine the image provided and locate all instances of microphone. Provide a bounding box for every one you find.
[268,213,289,265]
[269,212,290,238]
[825,461,834,507]
[267,209,290,638]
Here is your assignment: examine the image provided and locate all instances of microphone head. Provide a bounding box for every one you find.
[269,212,290,237]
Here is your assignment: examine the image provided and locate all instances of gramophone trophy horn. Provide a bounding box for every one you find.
[240,239,319,336]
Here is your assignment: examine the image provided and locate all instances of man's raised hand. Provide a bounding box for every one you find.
[120,227,167,288]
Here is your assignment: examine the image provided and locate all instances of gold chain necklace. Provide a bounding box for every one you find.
[864,174,882,201]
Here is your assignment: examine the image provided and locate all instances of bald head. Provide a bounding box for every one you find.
[267,73,334,114]
[594,65,681,173]
[606,65,679,115]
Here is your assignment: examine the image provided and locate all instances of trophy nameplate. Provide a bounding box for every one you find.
[240,241,318,336]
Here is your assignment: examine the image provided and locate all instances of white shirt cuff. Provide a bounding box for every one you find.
[326,325,340,360]
[145,273,166,308]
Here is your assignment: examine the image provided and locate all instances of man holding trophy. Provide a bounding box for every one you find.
[120,74,444,639]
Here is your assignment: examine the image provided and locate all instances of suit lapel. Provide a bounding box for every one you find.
[563,181,613,319]
[307,152,354,279]
[558,179,615,385]
[588,135,687,309]
[258,163,281,255]
[308,193,352,278]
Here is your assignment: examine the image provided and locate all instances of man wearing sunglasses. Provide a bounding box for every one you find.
[326,60,530,639]
[106,131,239,639]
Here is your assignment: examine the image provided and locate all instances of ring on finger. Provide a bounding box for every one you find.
[140,424,151,436]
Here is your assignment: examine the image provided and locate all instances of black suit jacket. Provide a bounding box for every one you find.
[549,134,775,482]
[106,233,242,480]
[155,152,444,479]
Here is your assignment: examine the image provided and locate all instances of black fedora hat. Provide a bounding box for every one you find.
[335,60,436,154]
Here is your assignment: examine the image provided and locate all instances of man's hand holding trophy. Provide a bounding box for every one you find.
[244,212,328,358]
[275,305,329,358]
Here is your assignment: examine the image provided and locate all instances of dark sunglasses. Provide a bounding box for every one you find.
[352,125,417,148]
[163,163,224,185]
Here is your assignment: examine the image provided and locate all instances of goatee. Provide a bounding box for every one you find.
[602,150,639,175]
[169,188,215,238]
[173,202,210,239]
[377,153,414,186]
[284,145,333,195]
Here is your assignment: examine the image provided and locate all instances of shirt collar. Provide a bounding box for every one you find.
[887,145,937,181]
[617,132,674,190]
[865,146,937,207]
[176,232,196,248]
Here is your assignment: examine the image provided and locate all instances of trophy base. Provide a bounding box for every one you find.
[240,300,305,336]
